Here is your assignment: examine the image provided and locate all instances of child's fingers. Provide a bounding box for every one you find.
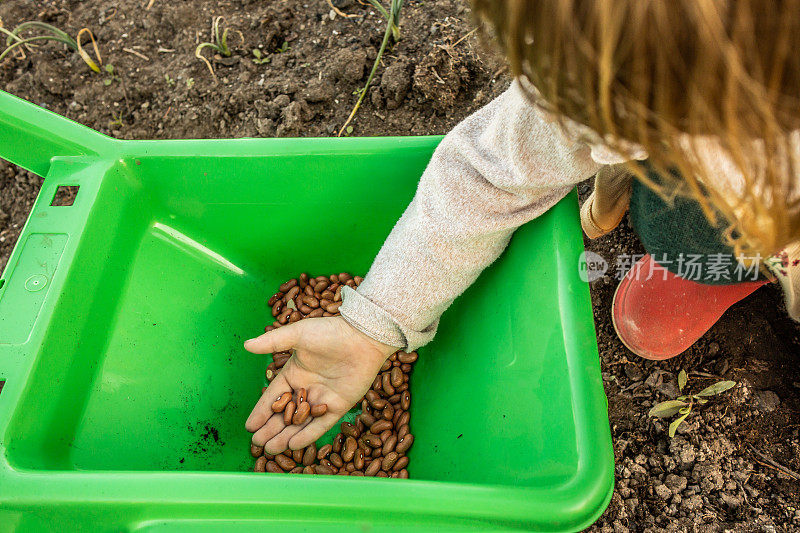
[287,412,339,450]
[251,413,288,449]
[244,323,301,354]
[245,373,290,432]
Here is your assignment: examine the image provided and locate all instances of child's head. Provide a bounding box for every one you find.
[473,0,800,257]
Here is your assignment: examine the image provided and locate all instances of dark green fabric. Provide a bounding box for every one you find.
[628,164,765,285]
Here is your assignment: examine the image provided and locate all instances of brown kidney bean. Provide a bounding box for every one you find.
[302,295,320,308]
[317,444,332,460]
[283,401,296,425]
[273,352,291,366]
[386,393,401,404]
[296,388,307,404]
[392,360,401,368]
[355,418,365,433]
[398,469,409,478]
[346,279,356,287]
[363,433,382,448]
[277,308,292,324]
[298,303,313,314]
[400,390,411,410]
[390,367,403,388]
[251,443,264,458]
[345,463,355,472]
[337,272,352,283]
[396,434,414,454]
[382,434,398,456]
[320,290,335,301]
[293,402,311,425]
[401,363,412,372]
[315,464,336,475]
[392,408,403,425]
[266,460,284,473]
[279,279,297,292]
[382,373,395,396]
[310,404,328,417]
[398,424,410,439]
[307,308,324,318]
[254,456,267,472]
[396,383,409,392]
[329,452,344,468]
[371,446,382,458]
[288,466,303,474]
[341,422,359,438]
[283,449,293,457]
[315,280,330,292]
[354,276,363,285]
[303,465,316,475]
[325,302,341,313]
[271,300,283,317]
[382,452,399,471]
[322,311,334,317]
[319,459,334,469]
[372,375,382,391]
[365,459,381,476]
[285,285,301,301]
[268,292,282,306]
[389,353,397,362]
[393,456,409,472]
[391,471,399,478]
[274,454,295,471]
[319,298,332,309]
[380,360,392,372]
[377,471,389,478]
[370,420,392,434]
[350,471,364,476]
[379,429,392,443]
[271,392,292,413]
[264,325,276,333]
[342,436,357,462]
[298,273,309,287]
[382,404,395,421]
[292,448,304,463]
[332,434,344,454]
[289,310,302,323]
[398,351,418,364]
[302,444,316,466]
[354,450,365,470]
[304,285,315,297]
[334,286,342,302]
[358,412,376,427]
[397,411,410,428]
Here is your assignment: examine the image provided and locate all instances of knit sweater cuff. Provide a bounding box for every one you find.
[340,286,437,352]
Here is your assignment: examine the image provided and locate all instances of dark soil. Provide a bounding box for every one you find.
[1,0,798,531]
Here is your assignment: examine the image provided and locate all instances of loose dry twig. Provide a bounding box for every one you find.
[747,444,800,480]
[123,47,150,61]
[146,0,157,9]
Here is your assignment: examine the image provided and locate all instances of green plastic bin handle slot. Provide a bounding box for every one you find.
[0,90,117,177]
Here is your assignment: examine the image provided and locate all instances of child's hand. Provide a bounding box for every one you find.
[244,316,397,454]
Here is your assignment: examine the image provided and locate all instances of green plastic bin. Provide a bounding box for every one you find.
[0,89,613,532]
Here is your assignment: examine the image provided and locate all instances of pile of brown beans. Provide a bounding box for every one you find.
[251,273,416,478]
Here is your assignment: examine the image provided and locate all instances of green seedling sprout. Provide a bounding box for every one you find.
[0,22,102,73]
[338,0,403,136]
[252,48,270,65]
[649,369,736,437]
[195,16,241,83]
[103,64,120,86]
[165,73,175,87]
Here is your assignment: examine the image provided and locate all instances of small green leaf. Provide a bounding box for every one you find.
[346,125,354,134]
[104,64,114,74]
[669,412,690,437]
[678,406,691,415]
[697,380,736,397]
[678,370,688,392]
[648,400,688,418]
[103,78,112,86]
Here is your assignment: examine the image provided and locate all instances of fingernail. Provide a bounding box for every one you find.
[244,339,254,348]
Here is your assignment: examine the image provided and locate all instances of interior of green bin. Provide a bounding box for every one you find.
[3,143,599,490]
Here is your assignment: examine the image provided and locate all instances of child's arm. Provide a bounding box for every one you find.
[339,80,604,350]
[245,81,605,453]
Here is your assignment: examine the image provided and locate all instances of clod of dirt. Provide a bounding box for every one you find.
[326,48,368,84]
[378,62,412,110]
[413,47,474,113]
[304,78,335,103]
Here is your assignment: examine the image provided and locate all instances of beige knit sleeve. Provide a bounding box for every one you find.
[340,81,604,350]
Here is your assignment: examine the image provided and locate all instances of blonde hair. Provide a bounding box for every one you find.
[473,0,800,258]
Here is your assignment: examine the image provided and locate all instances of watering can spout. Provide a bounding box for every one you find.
[0,90,117,177]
